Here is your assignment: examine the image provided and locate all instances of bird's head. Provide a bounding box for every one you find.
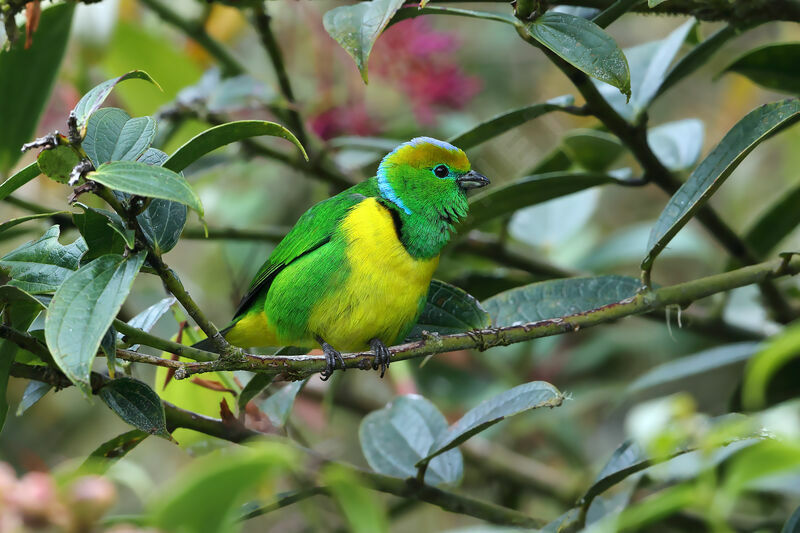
[377,137,489,224]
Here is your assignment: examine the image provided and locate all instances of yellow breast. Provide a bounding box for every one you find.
[308,198,438,350]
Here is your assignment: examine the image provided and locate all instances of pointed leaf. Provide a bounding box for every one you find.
[85,429,149,473]
[359,395,463,486]
[527,12,630,97]
[483,275,641,327]
[0,3,74,174]
[0,212,70,235]
[137,147,169,166]
[421,381,563,465]
[124,296,176,352]
[258,378,308,428]
[0,162,40,202]
[16,381,52,416]
[561,129,624,171]
[743,181,800,258]
[407,280,491,340]
[45,252,146,393]
[238,373,274,412]
[647,119,704,171]
[163,120,307,173]
[137,199,187,255]
[0,226,87,294]
[643,99,800,271]
[73,206,128,262]
[83,108,156,167]
[89,161,204,215]
[462,172,621,233]
[72,70,160,133]
[720,43,800,95]
[448,96,575,150]
[323,0,405,83]
[99,377,170,438]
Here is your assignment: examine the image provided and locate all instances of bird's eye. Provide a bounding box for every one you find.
[433,165,449,178]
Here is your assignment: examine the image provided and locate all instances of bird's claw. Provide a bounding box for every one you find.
[318,337,345,381]
[369,338,391,378]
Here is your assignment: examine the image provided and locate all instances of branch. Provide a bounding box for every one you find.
[181,225,289,242]
[146,255,799,379]
[137,0,246,76]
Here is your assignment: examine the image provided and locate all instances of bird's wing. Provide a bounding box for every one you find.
[232,180,378,319]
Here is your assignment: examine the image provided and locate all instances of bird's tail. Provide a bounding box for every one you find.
[190,324,234,353]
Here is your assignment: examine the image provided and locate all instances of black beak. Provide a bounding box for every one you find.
[456,170,490,190]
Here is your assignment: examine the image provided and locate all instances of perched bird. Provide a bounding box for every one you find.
[204,137,488,379]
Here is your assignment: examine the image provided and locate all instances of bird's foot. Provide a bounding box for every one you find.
[317,336,345,381]
[369,338,391,378]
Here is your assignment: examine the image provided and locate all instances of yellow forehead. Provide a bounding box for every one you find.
[390,138,470,171]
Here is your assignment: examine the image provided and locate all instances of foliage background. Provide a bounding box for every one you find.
[1,0,800,531]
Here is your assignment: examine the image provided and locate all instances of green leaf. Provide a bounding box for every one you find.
[89,161,204,215]
[258,378,308,428]
[462,172,621,233]
[163,120,308,173]
[0,226,87,294]
[723,440,800,497]
[448,96,575,150]
[0,212,70,235]
[526,12,630,98]
[99,377,170,438]
[0,162,40,202]
[643,99,800,272]
[322,464,389,533]
[72,70,161,133]
[783,504,800,533]
[720,43,800,95]
[743,181,800,258]
[648,0,669,5]
[483,275,641,327]
[101,326,118,377]
[323,0,405,83]
[124,296,176,351]
[420,381,563,465]
[594,19,694,120]
[359,395,463,486]
[73,206,128,263]
[137,199,187,255]
[37,144,80,184]
[628,343,760,396]
[85,429,149,473]
[149,443,297,533]
[407,280,491,340]
[83,108,157,167]
[45,252,146,393]
[0,3,74,174]
[15,381,52,416]
[742,321,800,410]
[238,373,274,412]
[561,129,625,171]
[390,6,519,28]
[137,147,169,166]
[647,119,704,171]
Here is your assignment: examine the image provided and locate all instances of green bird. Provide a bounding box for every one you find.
[203,137,489,379]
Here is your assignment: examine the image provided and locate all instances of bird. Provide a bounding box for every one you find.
[199,137,489,380]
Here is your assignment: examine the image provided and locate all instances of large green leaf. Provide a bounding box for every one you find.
[37,144,80,184]
[44,252,145,393]
[149,443,297,533]
[72,71,160,134]
[0,162,40,202]
[99,377,170,438]
[89,161,204,215]
[743,182,800,258]
[359,395,463,486]
[526,12,631,98]
[0,226,87,294]
[73,206,128,263]
[594,19,694,120]
[647,119,704,171]
[83,108,157,167]
[561,129,625,171]
[137,199,187,255]
[258,378,308,428]
[323,0,405,83]
[448,96,575,150]
[462,172,621,233]
[483,275,641,327]
[720,43,800,95]
[643,99,800,272]
[407,280,491,340]
[0,3,74,175]
[420,381,563,465]
[163,120,307,172]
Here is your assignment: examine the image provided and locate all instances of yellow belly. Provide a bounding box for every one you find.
[307,198,438,350]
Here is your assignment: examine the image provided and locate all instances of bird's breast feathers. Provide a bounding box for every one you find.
[307,198,439,349]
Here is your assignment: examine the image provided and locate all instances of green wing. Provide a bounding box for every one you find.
[232,179,379,318]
